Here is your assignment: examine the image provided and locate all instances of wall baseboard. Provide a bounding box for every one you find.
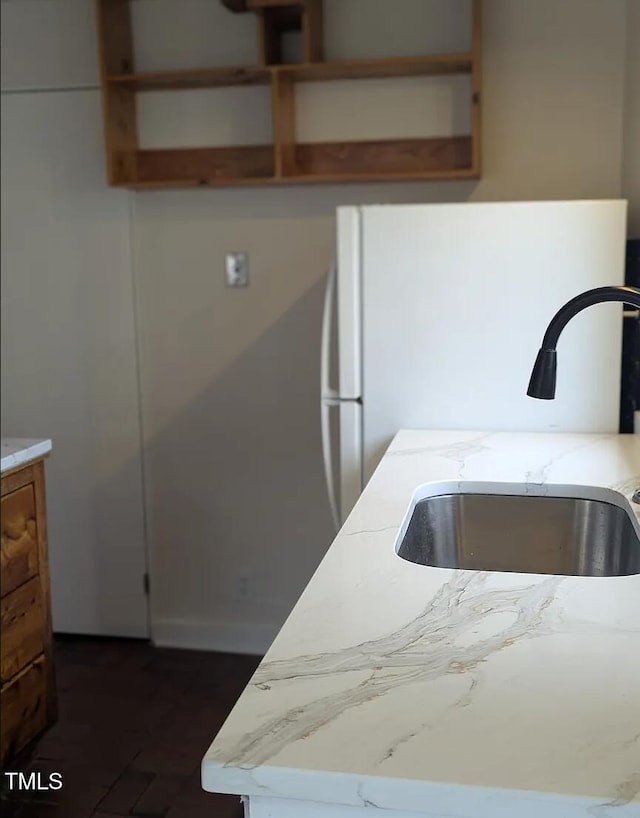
[151,618,278,656]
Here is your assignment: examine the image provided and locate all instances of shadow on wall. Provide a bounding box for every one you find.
[127,177,478,649]
[140,274,334,644]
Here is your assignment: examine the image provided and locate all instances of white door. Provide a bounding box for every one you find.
[1,90,149,637]
[360,201,627,482]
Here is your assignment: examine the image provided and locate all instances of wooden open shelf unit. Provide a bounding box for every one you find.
[96,0,482,188]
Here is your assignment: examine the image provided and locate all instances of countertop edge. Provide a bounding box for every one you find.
[1,439,53,475]
[201,760,626,818]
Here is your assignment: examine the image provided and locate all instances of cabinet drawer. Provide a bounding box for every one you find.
[0,656,47,763]
[1,577,44,683]
[1,484,39,597]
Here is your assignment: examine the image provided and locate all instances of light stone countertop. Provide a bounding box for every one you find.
[1,438,52,474]
[202,430,640,818]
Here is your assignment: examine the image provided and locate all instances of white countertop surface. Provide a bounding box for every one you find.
[202,430,640,818]
[1,438,52,474]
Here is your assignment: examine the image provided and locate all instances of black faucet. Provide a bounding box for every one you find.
[527,285,640,505]
[527,285,640,400]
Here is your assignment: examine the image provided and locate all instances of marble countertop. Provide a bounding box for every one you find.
[202,431,640,818]
[1,438,52,474]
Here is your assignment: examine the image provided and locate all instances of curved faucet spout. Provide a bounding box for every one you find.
[527,285,640,400]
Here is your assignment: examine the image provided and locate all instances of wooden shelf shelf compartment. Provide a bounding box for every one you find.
[289,136,473,178]
[107,65,271,91]
[131,145,276,186]
[106,53,473,94]
[111,136,475,189]
[276,53,474,82]
[96,0,482,188]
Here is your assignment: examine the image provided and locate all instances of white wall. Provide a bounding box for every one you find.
[0,0,99,90]
[473,0,627,201]
[1,0,637,652]
[0,0,148,638]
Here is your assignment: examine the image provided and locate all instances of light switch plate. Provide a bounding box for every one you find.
[226,253,249,287]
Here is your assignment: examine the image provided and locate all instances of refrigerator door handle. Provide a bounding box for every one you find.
[321,260,341,532]
[321,259,338,401]
[321,398,341,533]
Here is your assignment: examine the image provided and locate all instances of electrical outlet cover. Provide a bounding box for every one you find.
[226,253,249,287]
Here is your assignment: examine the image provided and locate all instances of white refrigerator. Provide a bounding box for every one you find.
[320,200,627,530]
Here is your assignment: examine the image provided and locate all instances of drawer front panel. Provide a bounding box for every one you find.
[1,484,39,597]
[0,656,47,763]
[1,578,44,683]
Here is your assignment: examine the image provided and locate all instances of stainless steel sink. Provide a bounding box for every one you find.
[396,484,640,577]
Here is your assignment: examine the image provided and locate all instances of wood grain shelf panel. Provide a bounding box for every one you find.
[278,53,473,82]
[107,66,271,91]
[249,0,305,8]
[281,167,479,185]
[97,0,137,185]
[291,136,473,177]
[222,1,309,12]
[272,71,296,176]
[135,145,276,185]
[127,178,276,189]
[126,168,478,189]
[105,53,472,93]
[119,137,474,188]
[470,0,482,175]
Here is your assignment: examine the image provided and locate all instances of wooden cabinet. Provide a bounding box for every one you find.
[1,457,56,765]
[96,0,481,188]
[1,484,39,598]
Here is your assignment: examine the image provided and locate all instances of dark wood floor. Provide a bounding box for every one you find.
[1,636,261,818]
